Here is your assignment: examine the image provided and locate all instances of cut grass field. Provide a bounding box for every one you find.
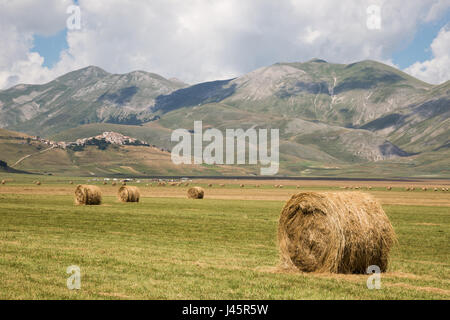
[0,178,449,299]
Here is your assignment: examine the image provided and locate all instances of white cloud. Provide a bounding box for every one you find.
[0,0,72,88]
[0,0,449,89]
[404,25,450,84]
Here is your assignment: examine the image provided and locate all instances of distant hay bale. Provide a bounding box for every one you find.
[1,179,5,185]
[240,184,245,188]
[121,181,127,186]
[274,185,278,188]
[296,185,300,189]
[422,187,427,191]
[434,188,438,191]
[220,184,225,187]
[69,181,73,185]
[185,182,189,186]
[278,192,396,274]
[279,185,284,188]
[118,185,140,202]
[103,181,107,185]
[35,181,41,185]
[208,183,213,187]
[74,185,102,205]
[368,186,372,190]
[387,186,392,190]
[187,186,204,199]
[255,184,260,188]
[112,182,117,186]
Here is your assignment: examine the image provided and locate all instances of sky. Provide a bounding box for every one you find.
[0,0,449,89]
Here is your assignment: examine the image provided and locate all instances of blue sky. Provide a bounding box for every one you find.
[391,10,450,69]
[31,4,449,75]
[32,29,68,68]
[2,1,449,89]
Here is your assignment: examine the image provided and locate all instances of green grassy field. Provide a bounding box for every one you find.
[0,189,449,299]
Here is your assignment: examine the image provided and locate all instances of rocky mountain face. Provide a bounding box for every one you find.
[0,59,448,176]
[0,66,187,135]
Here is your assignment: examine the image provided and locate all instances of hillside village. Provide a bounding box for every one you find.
[30,131,152,150]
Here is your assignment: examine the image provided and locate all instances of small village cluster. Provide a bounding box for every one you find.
[28,131,150,149]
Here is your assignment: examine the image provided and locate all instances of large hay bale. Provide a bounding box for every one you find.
[35,181,41,185]
[278,192,396,274]
[187,186,204,199]
[74,185,102,205]
[1,179,5,185]
[118,185,140,202]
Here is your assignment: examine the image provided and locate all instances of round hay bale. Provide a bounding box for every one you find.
[187,186,204,199]
[279,185,284,188]
[118,185,140,202]
[74,185,102,205]
[434,188,438,191]
[1,179,5,185]
[208,183,213,187]
[220,184,225,187]
[35,181,41,185]
[112,182,117,186]
[240,184,245,188]
[278,192,396,274]
[387,186,392,190]
[103,181,107,185]
[69,181,73,185]
[296,185,300,189]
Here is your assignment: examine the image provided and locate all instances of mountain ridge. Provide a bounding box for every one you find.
[0,59,448,177]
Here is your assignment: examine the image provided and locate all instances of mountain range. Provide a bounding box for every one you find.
[0,58,448,178]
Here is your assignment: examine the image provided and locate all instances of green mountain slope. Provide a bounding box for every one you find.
[0,59,448,178]
[0,66,187,136]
